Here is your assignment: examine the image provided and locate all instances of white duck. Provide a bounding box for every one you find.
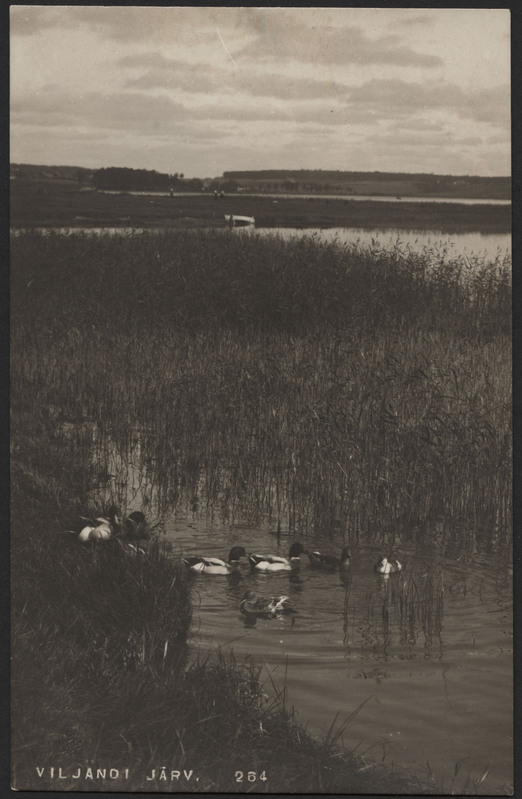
[77,506,120,543]
[374,555,402,574]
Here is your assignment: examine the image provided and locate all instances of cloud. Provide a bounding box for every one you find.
[390,119,445,133]
[121,54,349,101]
[10,6,65,36]
[11,87,301,139]
[344,78,510,127]
[397,15,433,27]
[231,12,442,68]
[57,7,439,70]
[10,6,255,46]
[364,130,456,148]
[12,90,193,136]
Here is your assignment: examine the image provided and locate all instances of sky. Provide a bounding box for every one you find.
[10,6,511,178]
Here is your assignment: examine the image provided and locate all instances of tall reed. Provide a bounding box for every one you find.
[11,230,511,551]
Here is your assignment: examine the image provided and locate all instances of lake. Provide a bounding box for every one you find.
[101,189,511,206]
[88,429,512,794]
[255,226,511,261]
[161,514,513,795]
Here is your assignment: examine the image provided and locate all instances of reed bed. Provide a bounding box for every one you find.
[11,230,511,550]
[11,229,511,336]
[11,228,511,792]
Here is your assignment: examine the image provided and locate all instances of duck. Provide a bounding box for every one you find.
[374,555,402,574]
[308,546,351,569]
[121,510,149,541]
[77,505,120,543]
[248,542,307,572]
[240,589,295,618]
[182,546,247,575]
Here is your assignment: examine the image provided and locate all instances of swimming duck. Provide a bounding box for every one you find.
[240,589,295,618]
[308,546,351,569]
[77,505,120,543]
[183,546,247,575]
[248,542,307,572]
[374,555,402,574]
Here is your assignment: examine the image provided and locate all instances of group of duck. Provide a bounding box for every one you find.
[182,541,402,622]
[70,508,402,621]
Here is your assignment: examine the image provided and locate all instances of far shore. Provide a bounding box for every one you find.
[10,179,511,234]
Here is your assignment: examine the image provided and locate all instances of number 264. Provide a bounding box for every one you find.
[235,770,267,782]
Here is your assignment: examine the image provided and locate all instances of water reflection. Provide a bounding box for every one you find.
[166,518,511,792]
[255,226,511,261]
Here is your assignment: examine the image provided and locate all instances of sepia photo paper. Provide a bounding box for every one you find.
[10,6,513,794]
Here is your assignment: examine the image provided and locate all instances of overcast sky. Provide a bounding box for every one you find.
[10,7,511,178]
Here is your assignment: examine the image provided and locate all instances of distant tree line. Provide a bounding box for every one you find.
[91,167,204,192]
[92,168,170,191]
[222,169,510,186]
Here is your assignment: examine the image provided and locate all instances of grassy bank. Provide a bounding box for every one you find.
[10,178,512,232]
[11,229,511,792]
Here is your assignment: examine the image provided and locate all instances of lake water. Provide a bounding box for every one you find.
[255,227,511,261]
[11,225,512,262]
[101,189,511,206]
[162,516,513,795]
[82,426,512,793]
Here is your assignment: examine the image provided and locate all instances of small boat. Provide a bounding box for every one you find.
[225,214,255,228]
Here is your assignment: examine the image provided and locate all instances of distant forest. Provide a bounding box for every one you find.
[91,167,204,192]
[10,165,203,192]
[93,167,172,191]
[223,169,508,185]
[10,163,511,199]
[222,169,510,199]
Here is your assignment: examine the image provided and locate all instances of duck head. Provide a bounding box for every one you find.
[228,546,247,563]
[289,542,307,558]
